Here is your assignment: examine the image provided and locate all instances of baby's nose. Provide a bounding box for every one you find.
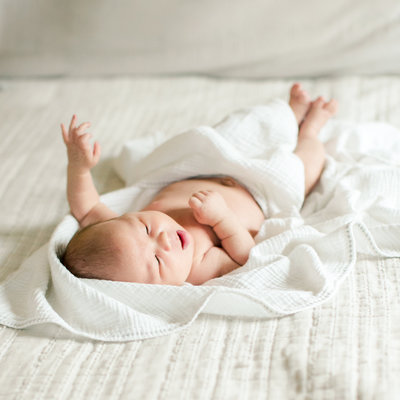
[158,231,172,251]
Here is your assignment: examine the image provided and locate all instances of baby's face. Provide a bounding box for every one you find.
[98,210,194,285]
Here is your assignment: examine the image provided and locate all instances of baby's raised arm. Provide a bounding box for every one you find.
[61,115,117,227]
[189,190,255,266]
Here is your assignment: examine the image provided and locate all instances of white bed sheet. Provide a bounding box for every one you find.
[0,76,399,399]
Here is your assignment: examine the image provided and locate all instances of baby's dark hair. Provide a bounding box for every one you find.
[61,222,118,280]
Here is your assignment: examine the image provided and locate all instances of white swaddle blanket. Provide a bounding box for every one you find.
[1,100,399,341]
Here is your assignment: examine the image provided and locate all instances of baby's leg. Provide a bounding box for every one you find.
[299,96,338,139]
[294,97,338,195]
[289,83,312,125]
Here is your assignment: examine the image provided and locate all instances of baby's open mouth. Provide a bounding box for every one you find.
[177,230,189,250]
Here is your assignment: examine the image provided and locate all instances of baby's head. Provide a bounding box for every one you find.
[61,211,194,285]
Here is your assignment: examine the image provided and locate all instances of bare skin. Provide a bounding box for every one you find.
[291,84,338,194]
[61,84,338,285]
[289,82,312,125]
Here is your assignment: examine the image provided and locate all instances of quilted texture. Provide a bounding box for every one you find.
[0,76,399,398]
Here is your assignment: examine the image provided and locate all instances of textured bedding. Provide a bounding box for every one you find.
[1,76,400,398]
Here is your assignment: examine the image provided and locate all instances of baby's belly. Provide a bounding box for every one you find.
[145,176,265,237]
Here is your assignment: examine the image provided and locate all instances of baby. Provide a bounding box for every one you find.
[61,84,338,285]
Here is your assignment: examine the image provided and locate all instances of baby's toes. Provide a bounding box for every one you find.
[290,83,301,98]
[289,83,312,124]
[303,97,324,119]
[312,96,325,108]
[323,99,338,116]
[290,83,308,100]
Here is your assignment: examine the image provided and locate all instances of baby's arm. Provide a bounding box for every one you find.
[189,190,255,266]
[187,246,240,284]
[61,115,117,227]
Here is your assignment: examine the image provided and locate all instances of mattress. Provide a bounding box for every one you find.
[0,76,399,399]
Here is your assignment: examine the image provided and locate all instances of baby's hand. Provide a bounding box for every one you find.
[61,115,100,172]
[189,190,230,226]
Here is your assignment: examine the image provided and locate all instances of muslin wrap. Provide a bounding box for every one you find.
[1,100,399,341]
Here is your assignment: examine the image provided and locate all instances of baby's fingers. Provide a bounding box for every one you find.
[189,195,202,208]
[75,121,91,135]
[78,132,93,146]
[191,193,204,201]
[61,123,69,144]
[92,141,101,164]
[68,114,77,134]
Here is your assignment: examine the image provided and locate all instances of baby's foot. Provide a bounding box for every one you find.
[299,96,338,138]
[289,83,312,124]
